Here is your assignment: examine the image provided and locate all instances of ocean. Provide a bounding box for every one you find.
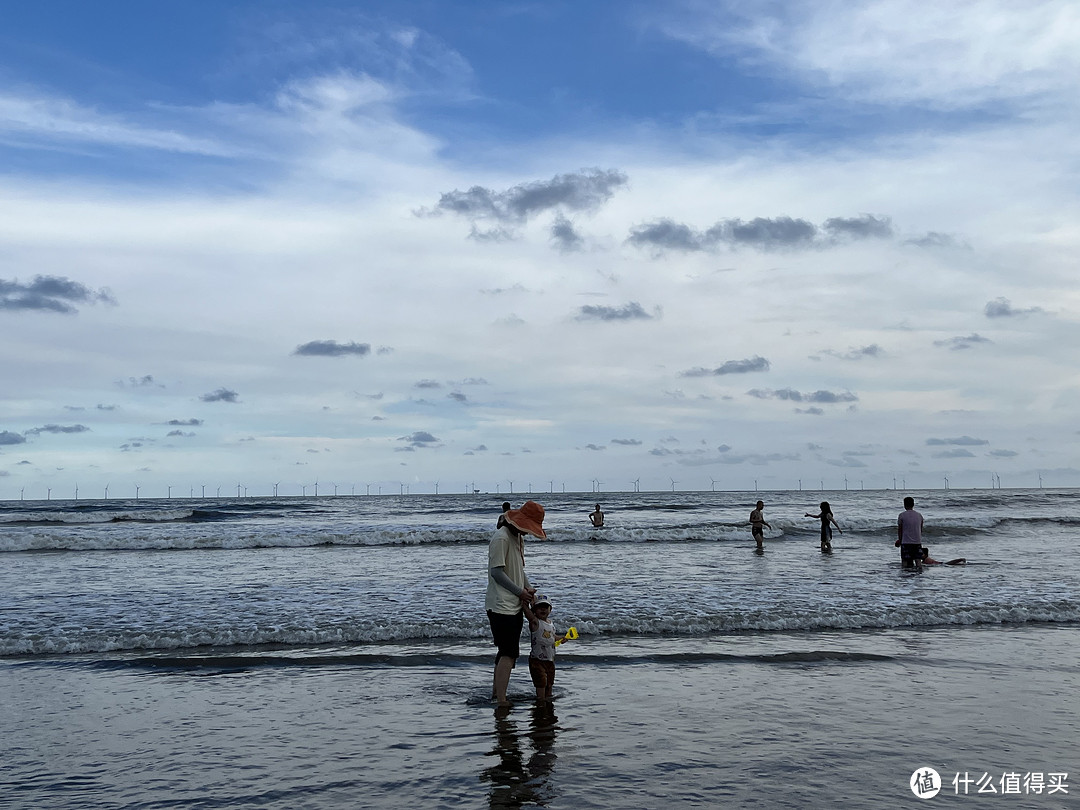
[1,488,1076,808]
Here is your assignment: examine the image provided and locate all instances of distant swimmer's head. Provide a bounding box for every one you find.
[756,500,764,508]
[501,502,511,512]
[904,496,915,509]
[594,504,601,510]
[504,500,547,540]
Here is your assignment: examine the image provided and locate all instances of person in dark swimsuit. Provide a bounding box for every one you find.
[805,501,842,551]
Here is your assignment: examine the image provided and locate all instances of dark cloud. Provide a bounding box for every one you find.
[460,377,489,385]
[576,302,653,322]
[926,436,989,446]
[933,334,991,350]
[932,448,977,459]
[990,449,1018,457]
[432,168,628,224]
[398,431,439,448]
[200,388,239,403]
[747,388,857,403]
[806,390,858,404]
[166,418,203,426]
[166,430,195,437]
[627,219,704,252]
[823,344,885,361]
[681,356,770,377]
[97,404,116,411]
[585,444,606,451]
[611,438,642,446]
[0,275,115,314]
[414,380,442,389]
[629,213,900,254]
[718,444,732,452]
[294,340,372,357]
[25,424,90,435]
[712,217,817,250]
[121,375,163,388]
[984,298,1042,318]
[551,215,585,252]
[448,392,467,403]
[796,407,824,415]
[822,215,894,240]
[0,431,26,445]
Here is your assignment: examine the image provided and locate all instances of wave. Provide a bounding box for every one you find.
[0,513,1071,552]
[5,605,1078,658]
[71,649,899,673]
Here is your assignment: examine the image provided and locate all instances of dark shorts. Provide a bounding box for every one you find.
[487,609,524,663]
[900,544,922,563]
[752,528,764,539]
[529,658,556,689]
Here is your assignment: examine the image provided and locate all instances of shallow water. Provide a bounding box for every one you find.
[2,489,1077,808]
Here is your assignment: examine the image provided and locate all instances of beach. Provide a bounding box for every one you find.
[2,489,1077,808]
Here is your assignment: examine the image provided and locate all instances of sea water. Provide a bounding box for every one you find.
[1,489,1077,808]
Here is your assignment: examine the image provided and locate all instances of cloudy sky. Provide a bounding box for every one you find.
[2,0,1079,499]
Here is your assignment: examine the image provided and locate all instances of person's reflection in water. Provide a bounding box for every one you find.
[480,703,559,808]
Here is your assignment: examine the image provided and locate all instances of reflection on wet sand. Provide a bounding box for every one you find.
[480,702,560,808]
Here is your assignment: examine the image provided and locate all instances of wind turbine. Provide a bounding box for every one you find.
[631,478,640,493]
[74,484,79,500]
[669,477,678,492]
[434,481,440,495]
[104,484,109,499]
[709,477,718,492]
[135,484,140,499]
[168,486,173,499]
[273,483,279,497]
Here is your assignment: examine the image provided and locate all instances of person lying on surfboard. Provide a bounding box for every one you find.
[921,546,966,566]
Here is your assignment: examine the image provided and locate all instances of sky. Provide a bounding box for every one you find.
[2,0,1080,499]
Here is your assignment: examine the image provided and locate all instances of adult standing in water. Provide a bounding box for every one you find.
[486,501,545,705]
[749,500,771,551]
[589,503,604,527]
[805,501,842,551]
[897,496,924,568]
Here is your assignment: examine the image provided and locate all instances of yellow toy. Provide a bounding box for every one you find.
[554,627,578,647]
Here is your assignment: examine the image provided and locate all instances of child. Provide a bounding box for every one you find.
[523,594,558,701]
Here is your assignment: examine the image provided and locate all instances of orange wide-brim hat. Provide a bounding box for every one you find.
[505,500,547,539]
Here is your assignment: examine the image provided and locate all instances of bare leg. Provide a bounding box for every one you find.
[493,656,514,705]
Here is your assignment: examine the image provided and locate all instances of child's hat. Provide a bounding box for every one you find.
[532,594,552,608]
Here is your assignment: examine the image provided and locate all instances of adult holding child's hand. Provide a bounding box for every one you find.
[486,501,547,706]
